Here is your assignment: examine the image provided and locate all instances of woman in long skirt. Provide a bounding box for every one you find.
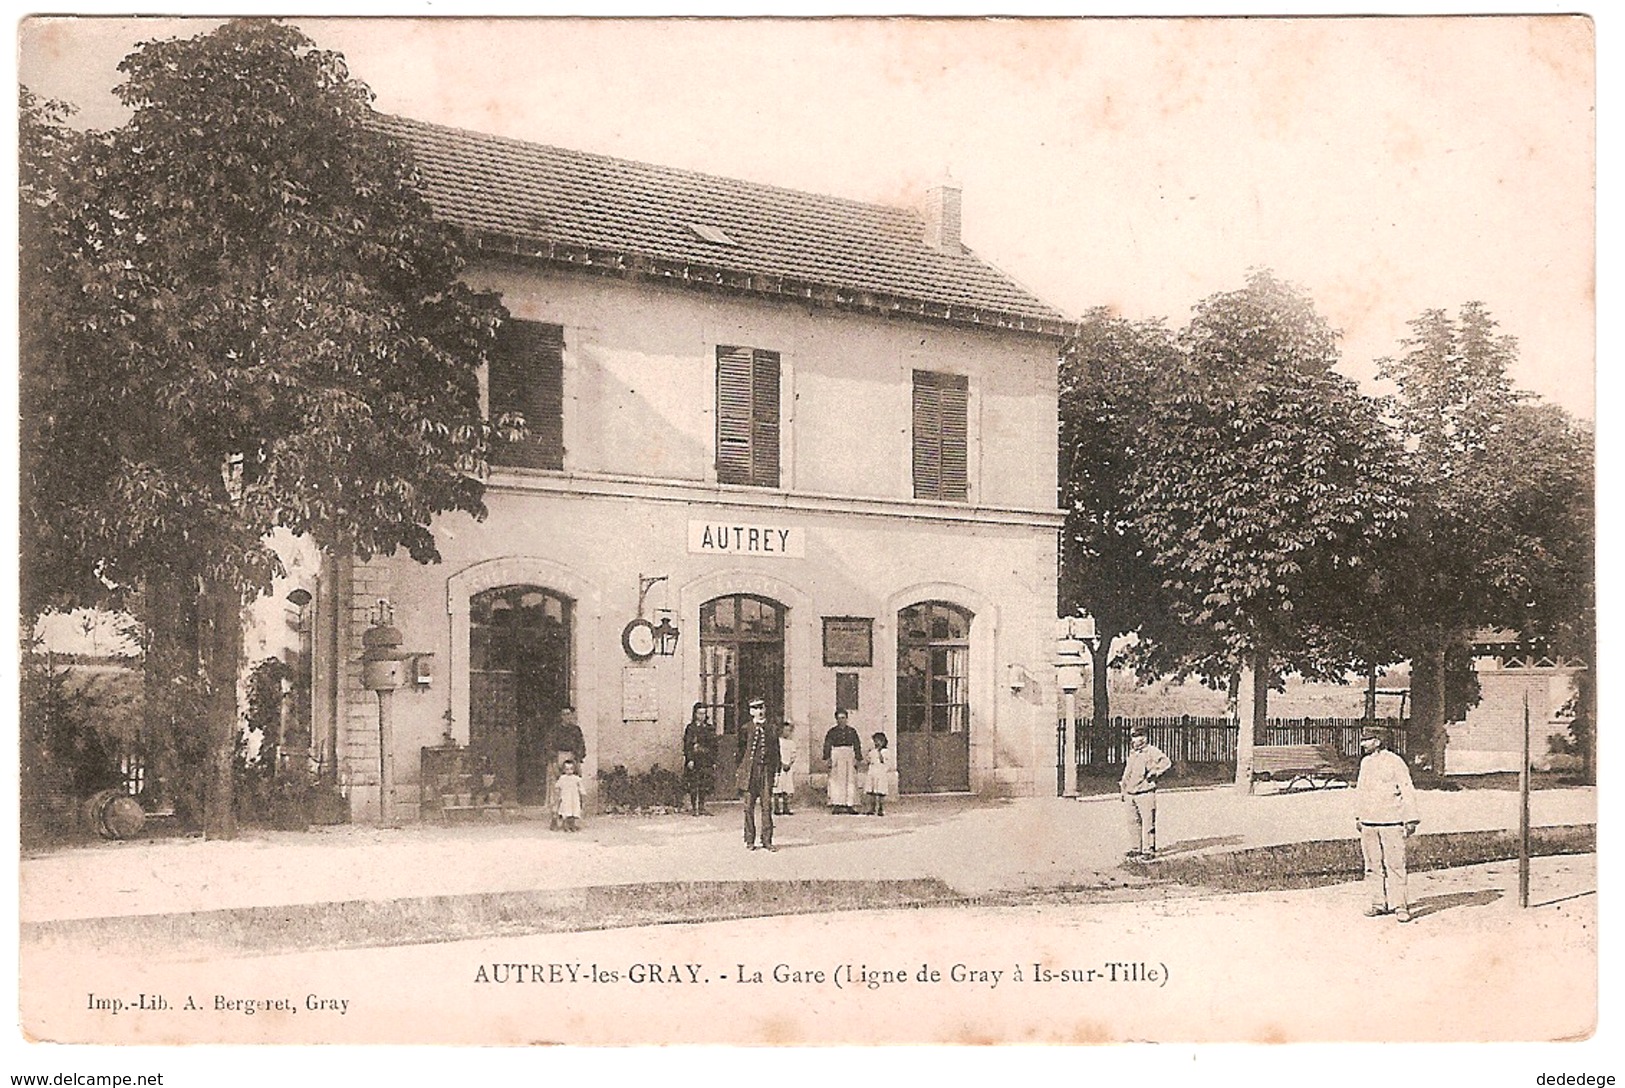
[822,709,862,814]
[681,702,716,815]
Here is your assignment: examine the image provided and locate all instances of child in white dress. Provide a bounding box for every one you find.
[556,758,583,831]
[864,733,890,816]
[773,722,798,815]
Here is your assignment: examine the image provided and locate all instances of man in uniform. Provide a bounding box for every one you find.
[1355,725,1419,921]
[1120,724,1171,860]
[738,698,780,851]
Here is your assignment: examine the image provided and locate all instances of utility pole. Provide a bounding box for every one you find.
[1519,691,1531,908]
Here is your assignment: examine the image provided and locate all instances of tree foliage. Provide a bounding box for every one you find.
[1125,270,1410,690]
[1375,304,1524,641]
[21,20,510,832]
[21,19,506,618]
[1053,279,1590,777]
[1374,304,1591,765]
[1057,310,1181,724]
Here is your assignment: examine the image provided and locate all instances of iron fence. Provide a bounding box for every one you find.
[1072,715,1409,768]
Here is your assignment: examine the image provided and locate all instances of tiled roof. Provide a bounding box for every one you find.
[375,114,1070,335]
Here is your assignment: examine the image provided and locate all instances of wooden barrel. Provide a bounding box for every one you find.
[83,789,146,840]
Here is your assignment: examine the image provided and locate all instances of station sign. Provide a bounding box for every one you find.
[687,520,805,558]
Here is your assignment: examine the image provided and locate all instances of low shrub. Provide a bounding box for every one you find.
[597,763,685,814]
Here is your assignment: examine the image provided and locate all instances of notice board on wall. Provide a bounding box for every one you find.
[822,617,873,668]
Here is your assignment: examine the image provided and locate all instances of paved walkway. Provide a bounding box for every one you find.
[19,784,1596,923]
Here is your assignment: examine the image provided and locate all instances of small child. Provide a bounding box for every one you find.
[774,722,798,815]
[556,757,583,832]
[864,733,890,816]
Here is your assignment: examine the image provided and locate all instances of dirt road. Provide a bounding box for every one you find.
[20,854,1595,1046]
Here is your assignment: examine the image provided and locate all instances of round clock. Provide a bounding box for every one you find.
[621,618,657,661]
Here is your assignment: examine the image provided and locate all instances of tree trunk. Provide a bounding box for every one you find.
[1252,645,1270,744]
[200,579,241,841]
[142,570,202,824]
[1090,636,1112,730]
[1232,662,1251,792]
[1233,648,1270,793]
[1410,639,1448,773]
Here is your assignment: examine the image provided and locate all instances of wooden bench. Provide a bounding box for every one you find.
[1251,744,1354,790]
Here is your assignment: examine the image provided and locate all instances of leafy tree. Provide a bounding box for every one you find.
[1374,304,1589,769]
[20,20,508,836]
[1496,403,1594,780]
[1126,270,1410,775]
[1058,310,1182,727]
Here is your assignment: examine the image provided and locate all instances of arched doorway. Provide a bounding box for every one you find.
[699,593,786,796]
[897,600,973,793]
[469,585,572,804]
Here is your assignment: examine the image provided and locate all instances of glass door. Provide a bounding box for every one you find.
[896,601,972,792]
[699,594,786,795]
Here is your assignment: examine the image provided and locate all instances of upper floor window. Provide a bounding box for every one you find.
[489,320,565,470]
[716,346,780,488]
[912,369,968,502]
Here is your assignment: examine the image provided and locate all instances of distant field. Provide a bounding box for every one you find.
[1105,671,1404,719]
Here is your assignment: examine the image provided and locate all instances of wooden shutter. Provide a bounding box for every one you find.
[750,350,780,487]
[490,320,564,470]
[716,346,780,487]
[912,370,968,502]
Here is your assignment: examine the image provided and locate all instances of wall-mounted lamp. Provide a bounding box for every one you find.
[286,586,314,636]
[1006,663,1029,694]
[623,575,681,661]
[653,609,681,658]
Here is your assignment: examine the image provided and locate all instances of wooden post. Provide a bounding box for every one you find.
[1519,691,1531,908]
[378,687,397,827]
[1062,689,1078,797]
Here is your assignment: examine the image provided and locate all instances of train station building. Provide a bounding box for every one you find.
[279,117,1070,822]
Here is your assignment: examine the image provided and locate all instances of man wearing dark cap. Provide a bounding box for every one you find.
[1355,725,1419,921]
[1120,724,1171,860]
[737,697,780,851]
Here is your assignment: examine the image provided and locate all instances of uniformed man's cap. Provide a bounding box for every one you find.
[748,697,766,709]
[1360,725,1385,741]
[1130,725,1148,738]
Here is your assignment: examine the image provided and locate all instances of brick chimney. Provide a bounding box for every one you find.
[923,175,963,255]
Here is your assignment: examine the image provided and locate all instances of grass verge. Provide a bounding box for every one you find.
[23,879,966,960]
[1127,823,1595,893]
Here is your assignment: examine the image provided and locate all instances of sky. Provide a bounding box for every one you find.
[15,14,1596,420]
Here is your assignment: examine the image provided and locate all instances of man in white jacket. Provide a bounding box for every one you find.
[1355,725,1420,921]
[1120,726,1172,861]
